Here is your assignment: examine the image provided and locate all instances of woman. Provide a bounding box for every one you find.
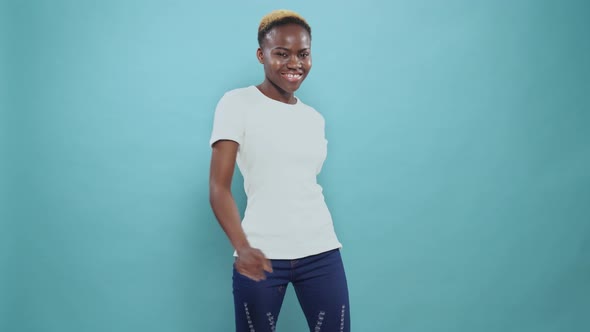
[209,9,350,332]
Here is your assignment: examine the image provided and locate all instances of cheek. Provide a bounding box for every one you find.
[269,58,284,71]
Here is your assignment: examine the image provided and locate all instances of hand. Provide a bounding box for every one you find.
[235,246,273,281]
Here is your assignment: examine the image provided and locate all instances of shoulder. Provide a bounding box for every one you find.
[214,86,260,120]
[297,99,325,125]
[218,86,259,105]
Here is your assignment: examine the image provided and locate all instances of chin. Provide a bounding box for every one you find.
[271,76,305,94]
[281,82,304,93]
[284,86,300,93]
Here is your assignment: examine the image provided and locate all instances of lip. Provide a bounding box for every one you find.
[280,72,304,83]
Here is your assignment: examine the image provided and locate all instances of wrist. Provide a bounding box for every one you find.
[234,241,251,253]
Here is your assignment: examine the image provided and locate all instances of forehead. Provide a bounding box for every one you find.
[263,24,311,48]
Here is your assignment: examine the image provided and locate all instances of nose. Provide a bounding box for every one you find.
[286,55,301,69]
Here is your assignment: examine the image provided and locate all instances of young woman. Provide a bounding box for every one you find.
[209,9,350,332]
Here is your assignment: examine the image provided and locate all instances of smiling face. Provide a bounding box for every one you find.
[257,23,312,102]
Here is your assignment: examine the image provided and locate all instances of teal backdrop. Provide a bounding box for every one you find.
[3,0,590,331]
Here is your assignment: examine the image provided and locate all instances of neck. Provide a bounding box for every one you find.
[257,79,296,104]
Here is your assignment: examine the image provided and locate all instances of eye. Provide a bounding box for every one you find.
[276,52,288,57]
[299,52,310,58]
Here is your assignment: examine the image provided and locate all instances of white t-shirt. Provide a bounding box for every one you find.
[209,85,342,259]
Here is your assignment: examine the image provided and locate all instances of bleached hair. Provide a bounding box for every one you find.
[258,9,311,46]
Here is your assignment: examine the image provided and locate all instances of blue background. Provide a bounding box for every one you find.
[3,0,590,331]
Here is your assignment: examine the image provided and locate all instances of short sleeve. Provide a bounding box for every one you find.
[209,92,245,147]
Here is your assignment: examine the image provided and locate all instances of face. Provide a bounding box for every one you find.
[257,24,312,95]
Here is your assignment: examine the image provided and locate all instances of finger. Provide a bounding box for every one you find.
[253,250,273,273]
[241,271,262,282]
[239,266,266,282]
[250,271,266,281]
[262,259,273,273]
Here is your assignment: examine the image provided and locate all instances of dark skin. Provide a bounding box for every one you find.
[209,24,312,281]
[256,23,312,104]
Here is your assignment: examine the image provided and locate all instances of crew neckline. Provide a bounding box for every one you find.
[252,85,300,106]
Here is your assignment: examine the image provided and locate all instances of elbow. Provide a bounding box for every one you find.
[209,183,218,207]
[209,182,227,207]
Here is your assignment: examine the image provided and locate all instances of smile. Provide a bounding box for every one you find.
[281,72,303,82]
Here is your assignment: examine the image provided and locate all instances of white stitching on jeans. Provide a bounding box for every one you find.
[340,305,346,331]
[243,303,255,332]
[314,311,325,332]
[266,312,276,332]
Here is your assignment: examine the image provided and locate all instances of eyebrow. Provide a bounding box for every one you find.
[273,47,310,52]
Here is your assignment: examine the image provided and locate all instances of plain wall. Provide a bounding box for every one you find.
[3,0,590,331]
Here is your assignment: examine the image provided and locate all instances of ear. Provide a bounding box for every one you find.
[256,48,264,64]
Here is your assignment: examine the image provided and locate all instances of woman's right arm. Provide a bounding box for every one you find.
[209,140,272,281]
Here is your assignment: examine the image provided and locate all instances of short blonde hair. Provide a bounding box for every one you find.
[257,9,311,46]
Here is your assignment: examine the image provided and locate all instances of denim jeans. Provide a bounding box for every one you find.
[232,248,351,332]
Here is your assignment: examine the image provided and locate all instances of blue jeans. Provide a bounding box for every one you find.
[233,249,351,332]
